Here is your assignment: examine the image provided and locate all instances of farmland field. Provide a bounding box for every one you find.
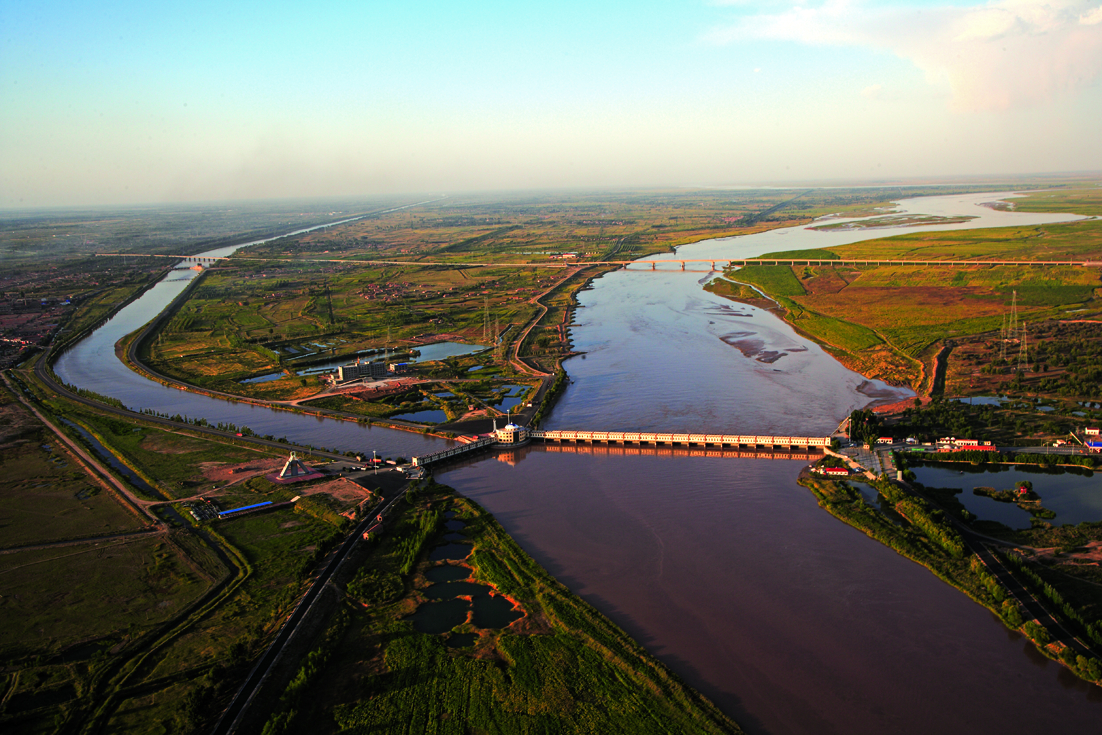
[720,208,1102,395]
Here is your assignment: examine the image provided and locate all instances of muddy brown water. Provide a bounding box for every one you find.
[55,193,1101,733]
[439,448,1102,734]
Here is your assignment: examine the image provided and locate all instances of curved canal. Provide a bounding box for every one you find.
[56,192,1101,733]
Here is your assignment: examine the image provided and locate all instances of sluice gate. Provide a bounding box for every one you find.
[528,430,830,450]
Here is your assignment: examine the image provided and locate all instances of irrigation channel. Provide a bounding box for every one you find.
[54,192,1102,734]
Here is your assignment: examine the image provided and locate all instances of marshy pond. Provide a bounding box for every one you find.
[408,515,524,641]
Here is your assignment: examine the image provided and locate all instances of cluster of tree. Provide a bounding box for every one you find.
[996,549,1102,652]
[394,507,442,576]
[346,568,403,605]
[260,611,350,735]
[172,635,259,734]
[847,409,882,446]
[875,477,966,558]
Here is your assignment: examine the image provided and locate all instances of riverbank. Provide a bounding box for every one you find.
[799,469,1102,685]
[112,329,460,444]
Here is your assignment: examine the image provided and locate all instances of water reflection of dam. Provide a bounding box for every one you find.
[533,443,817,461]
[491,442,818,467]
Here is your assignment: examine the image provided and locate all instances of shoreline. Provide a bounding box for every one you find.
[799,469,1102,686]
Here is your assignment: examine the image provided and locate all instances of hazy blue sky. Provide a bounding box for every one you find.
[2,0,1100,207]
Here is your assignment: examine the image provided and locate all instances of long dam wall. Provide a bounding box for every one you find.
[529,430,830,449]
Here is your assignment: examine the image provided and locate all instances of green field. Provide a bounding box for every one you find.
[0,437,144,548]
[717,208,1102,393]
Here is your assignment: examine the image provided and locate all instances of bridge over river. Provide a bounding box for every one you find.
[412,430,830,467]
[102,253,1102,272]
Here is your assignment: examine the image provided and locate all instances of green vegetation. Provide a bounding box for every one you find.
[133,187,1034,403]
[728,264,806,298]
[711,188,1102,394]
[270,480,742,734]
[886,394,1102,449]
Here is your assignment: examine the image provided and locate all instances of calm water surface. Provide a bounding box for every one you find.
[914,464,1102,528]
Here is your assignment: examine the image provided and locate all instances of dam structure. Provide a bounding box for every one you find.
[412,427,830,467]
[528,430,830,449]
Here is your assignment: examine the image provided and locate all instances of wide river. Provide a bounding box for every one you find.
[56,192,1101,733]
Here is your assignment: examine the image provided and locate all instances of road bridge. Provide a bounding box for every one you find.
[411,436,496,467]
[98,253,1102,271]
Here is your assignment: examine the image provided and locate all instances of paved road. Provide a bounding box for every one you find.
[965,532,1098,660]
[101,254,1102,269]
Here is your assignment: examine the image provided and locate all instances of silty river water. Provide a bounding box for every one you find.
[56,192,1101,733]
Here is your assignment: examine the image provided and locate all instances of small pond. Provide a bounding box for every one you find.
[410,579,523,634]
[912,463,1102,528]
[952,396,1006,406]
[497,385,529,411]
[429,543,473,561]
[424,565,471,583]
[409,598,470,634]
[415,342,487,362]
[390,409,449,424]
[446,633,479,648]
[239,372,285,384]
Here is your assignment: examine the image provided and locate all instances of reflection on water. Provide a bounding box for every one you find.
[486,443,821,467]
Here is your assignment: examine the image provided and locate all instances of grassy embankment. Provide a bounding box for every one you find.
[710,187,1102,396]
[261,479,743,735]
[800,469,1102,684]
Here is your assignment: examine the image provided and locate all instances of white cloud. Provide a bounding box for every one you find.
[1082,5,1102,24]
[861,83,883,98]
[706,0,1102,111]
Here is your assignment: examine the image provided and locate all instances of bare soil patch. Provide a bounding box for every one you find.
[200,457,285,484]
[297,477,374,504]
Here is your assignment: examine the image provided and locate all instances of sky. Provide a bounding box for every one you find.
[2,0,1101,207]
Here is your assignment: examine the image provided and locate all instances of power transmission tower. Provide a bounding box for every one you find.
[1009,290,1018,345]
[483,297,489,345]
[1018,323,1028,373]
[1000,313,1007,361]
